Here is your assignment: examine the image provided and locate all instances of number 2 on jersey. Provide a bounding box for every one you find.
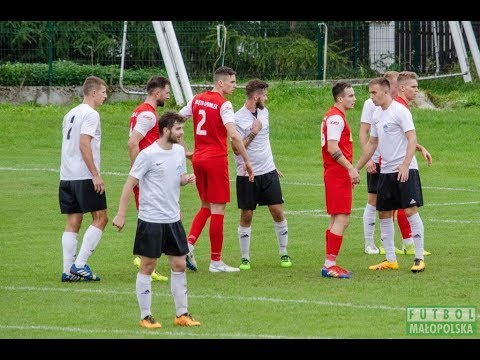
[196,109,207,136]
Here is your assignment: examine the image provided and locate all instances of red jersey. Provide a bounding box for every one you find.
[394,96,409,109]
[129,102,159,151]
[190,91,233,160]
[321,106,353,174]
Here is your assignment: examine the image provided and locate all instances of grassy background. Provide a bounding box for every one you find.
[0,78,479,341]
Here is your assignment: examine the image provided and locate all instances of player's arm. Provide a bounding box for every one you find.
[226,122,254,182]
[181,173,196,186]
[359,122,376,173]
[127,130,144,166]
[179,103,194,160]
[231,116,263,155]
[80,133,104,194]
[112,175,138,231]
[396,130,417,182]
[416,143,432,166]
[178,136,193,161]
[355,136,378,172]
[327,140,359,185]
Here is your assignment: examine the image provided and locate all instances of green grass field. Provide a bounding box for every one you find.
[0,81,479,341]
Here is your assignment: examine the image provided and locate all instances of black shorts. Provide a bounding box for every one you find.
[366,162,381,194]
[236,169,284,210]
[376,170,424,211]
[59,179,107,214]
[133,219,188,258]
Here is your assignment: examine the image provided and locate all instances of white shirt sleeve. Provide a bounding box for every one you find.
[220,101,235,125]
[179,99,193,118]
[326,114,345,141]
[133,111,156,136]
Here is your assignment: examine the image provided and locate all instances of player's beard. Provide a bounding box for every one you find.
[156,99,165,107]
[168,133,179,144]
[256,99,264,110]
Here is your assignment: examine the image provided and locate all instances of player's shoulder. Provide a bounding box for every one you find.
[258,107,269,116]
[392,100,411,115]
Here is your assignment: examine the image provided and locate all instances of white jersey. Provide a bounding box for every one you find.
[360,98,381,163]
[60,103,101,180]
[130,142,186,223]
[233,106,275,176]
[370,100,418,173]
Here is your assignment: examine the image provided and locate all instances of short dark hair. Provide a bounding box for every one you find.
[159,111,186,135]
[245,79,269,98]
[332,81,352,101]
[214,66,236,82]
[146,76,170,95]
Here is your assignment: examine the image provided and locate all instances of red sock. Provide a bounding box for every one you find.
[326,231,343,258]
[209,214,224,261]
[188,207,211,245]
[396,209,411,239]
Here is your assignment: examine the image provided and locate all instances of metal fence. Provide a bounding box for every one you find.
[0,20,474,83]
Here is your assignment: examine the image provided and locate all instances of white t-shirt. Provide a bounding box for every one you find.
[234,106,275,176]
[370,100,418,173]
[130,142,186,223]
[360,98,381,163]
[60,103,101,180]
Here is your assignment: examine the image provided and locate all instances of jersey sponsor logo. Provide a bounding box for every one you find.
[194,99,219,110]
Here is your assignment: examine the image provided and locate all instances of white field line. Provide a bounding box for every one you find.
[1,166,479,193]
[0,284,406,339]
[2,167,479,224]
[1,285,478,338]
[1,167,478,338]
[285,201,480,224]
[0,324,321,339]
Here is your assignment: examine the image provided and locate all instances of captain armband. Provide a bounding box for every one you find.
[332,150,343,161]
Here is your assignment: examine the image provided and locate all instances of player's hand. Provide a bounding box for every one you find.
[349,167,360,186]
[276,168,284,178]
[395,164,409,182]
[112,214,125,231]
[422,149,432,166]
[244,161,254,182]
[251,118,262,134]
[92,174,105,194]
[185,173,196,184]
[366,159,377,174]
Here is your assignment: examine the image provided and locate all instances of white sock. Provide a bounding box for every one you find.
[324,259,336,268]
[75,225,103,267]
[363,203,376,245]
[62,232,78,273]
[380,218,396,262]
[274,219,288,256]
[402,237,414,247]
[238,225,251,259]
[136,272,152,320]
[407,213,424,260]
[171,270,188,317]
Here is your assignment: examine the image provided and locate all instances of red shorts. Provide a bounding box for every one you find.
[193,157,230,203]
[324,171,352,215]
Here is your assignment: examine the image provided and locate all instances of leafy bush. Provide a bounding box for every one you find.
[0,61,167,86]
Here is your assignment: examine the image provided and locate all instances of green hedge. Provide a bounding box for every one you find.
[0,61,167,86]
